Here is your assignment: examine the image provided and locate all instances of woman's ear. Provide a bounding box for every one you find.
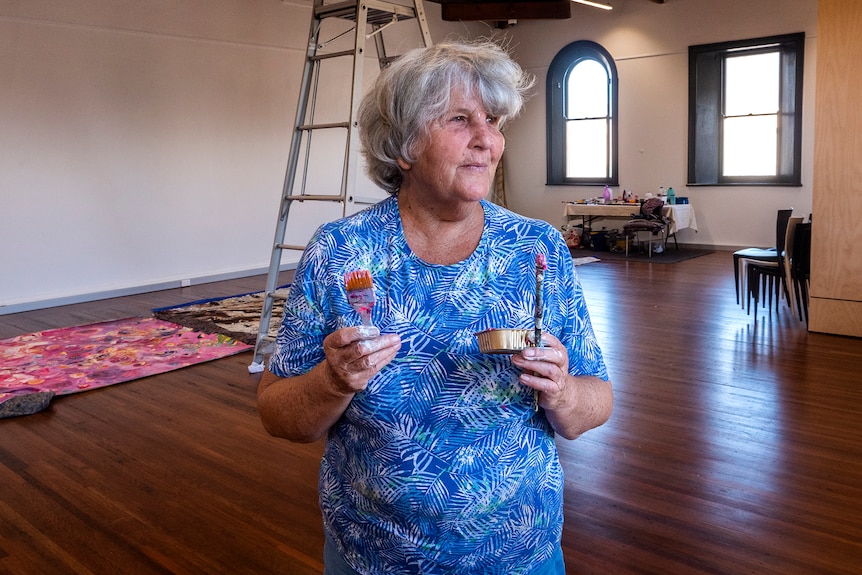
[397,158,411,171]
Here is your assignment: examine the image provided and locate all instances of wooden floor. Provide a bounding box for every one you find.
[2,253,861,574]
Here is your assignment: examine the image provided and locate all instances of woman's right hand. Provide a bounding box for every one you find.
[323,326,401,395]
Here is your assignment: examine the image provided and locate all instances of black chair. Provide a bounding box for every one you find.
[791,221,811,325]
[733,209,793,306]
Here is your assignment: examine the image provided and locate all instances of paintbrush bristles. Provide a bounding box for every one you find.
[344,269,374,291]
[345,269,376,327]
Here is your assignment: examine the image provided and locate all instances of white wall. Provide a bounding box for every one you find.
[0,0,819,313]
[0,0,478,313]
[500,0,818,248]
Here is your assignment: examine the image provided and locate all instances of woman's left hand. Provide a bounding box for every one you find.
[510,333,571,411]
[510,333,613,440]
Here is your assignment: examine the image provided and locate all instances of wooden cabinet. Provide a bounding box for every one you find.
[809,0,862,337]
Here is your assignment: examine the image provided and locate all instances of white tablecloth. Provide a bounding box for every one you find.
[665,204,698,235]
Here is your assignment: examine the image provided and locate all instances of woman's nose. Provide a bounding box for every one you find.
[471,119,499,148]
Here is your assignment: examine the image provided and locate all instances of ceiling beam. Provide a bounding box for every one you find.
[439,1,571,21]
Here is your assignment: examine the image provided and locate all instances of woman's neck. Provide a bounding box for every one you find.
[397,193,484,265]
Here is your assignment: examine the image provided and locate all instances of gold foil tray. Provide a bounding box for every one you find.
[475,328,531,354]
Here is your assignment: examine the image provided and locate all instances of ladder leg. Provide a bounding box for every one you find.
[250,6,326,371]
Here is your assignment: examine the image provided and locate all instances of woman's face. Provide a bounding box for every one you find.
[399,87,504,208]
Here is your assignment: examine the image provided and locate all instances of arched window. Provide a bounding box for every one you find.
[547,41,618,186]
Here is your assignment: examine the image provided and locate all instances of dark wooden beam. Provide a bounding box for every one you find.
[440,1,571,21]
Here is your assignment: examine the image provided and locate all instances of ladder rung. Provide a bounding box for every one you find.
[266,291,289,302]
[297,121,349,131]
[311,49,355,62]
[316,0,417,25]
[276,243,308,251]
[284,194,346,202]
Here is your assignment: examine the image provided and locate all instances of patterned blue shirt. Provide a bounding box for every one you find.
[269,196,608,575]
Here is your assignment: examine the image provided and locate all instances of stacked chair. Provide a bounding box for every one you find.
[734,209,812,323]
[746,216,802,317]
[733,209,793,308]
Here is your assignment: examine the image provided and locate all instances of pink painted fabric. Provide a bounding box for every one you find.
[0,317,251,405]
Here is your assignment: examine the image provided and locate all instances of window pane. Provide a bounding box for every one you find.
[725,52,779,116]
[566,59,608,119]
[566,119,608,178]
[723,115,777,176]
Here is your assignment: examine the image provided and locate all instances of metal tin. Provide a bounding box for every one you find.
[475,328,531,354]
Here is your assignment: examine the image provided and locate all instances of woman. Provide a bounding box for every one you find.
[258,40,613,575]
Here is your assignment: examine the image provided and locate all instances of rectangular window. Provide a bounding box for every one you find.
[688,33,804,186]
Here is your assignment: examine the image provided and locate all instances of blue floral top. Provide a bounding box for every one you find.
[269,196,608,575]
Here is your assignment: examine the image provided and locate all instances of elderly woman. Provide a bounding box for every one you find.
[258,40,613,575]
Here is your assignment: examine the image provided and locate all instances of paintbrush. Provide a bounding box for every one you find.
[344,269,376,327]
[532,253,547,411]
[534,253,547,349]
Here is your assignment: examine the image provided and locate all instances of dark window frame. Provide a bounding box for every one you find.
[688,32,805,186]
[546,40,619,186]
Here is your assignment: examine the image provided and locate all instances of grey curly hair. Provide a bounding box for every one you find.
[357,39,534,195]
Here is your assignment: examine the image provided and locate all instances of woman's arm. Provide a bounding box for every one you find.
[257,326,402,443]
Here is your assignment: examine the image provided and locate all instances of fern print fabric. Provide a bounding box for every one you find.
[269,196,608,575]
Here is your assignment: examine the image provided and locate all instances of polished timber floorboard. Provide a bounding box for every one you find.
[1,253,861,574]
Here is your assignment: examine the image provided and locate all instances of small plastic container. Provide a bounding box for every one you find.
[475,328,531,354]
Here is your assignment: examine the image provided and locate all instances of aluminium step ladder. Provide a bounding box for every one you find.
[249,0,432,371]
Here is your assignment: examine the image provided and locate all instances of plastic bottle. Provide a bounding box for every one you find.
[603,185,612,204]
[667,187,676,205]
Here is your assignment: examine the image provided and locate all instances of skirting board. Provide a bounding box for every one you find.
[0,263,298,316]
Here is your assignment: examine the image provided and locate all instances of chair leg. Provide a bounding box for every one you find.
[747,266,758,316]
[769,275,781,315]
[795,278,808,323]
[800,278,809,325]
[791,278,802,321]
[734,254,741,305]
[745,268,752,315]
[780,275,791,308]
